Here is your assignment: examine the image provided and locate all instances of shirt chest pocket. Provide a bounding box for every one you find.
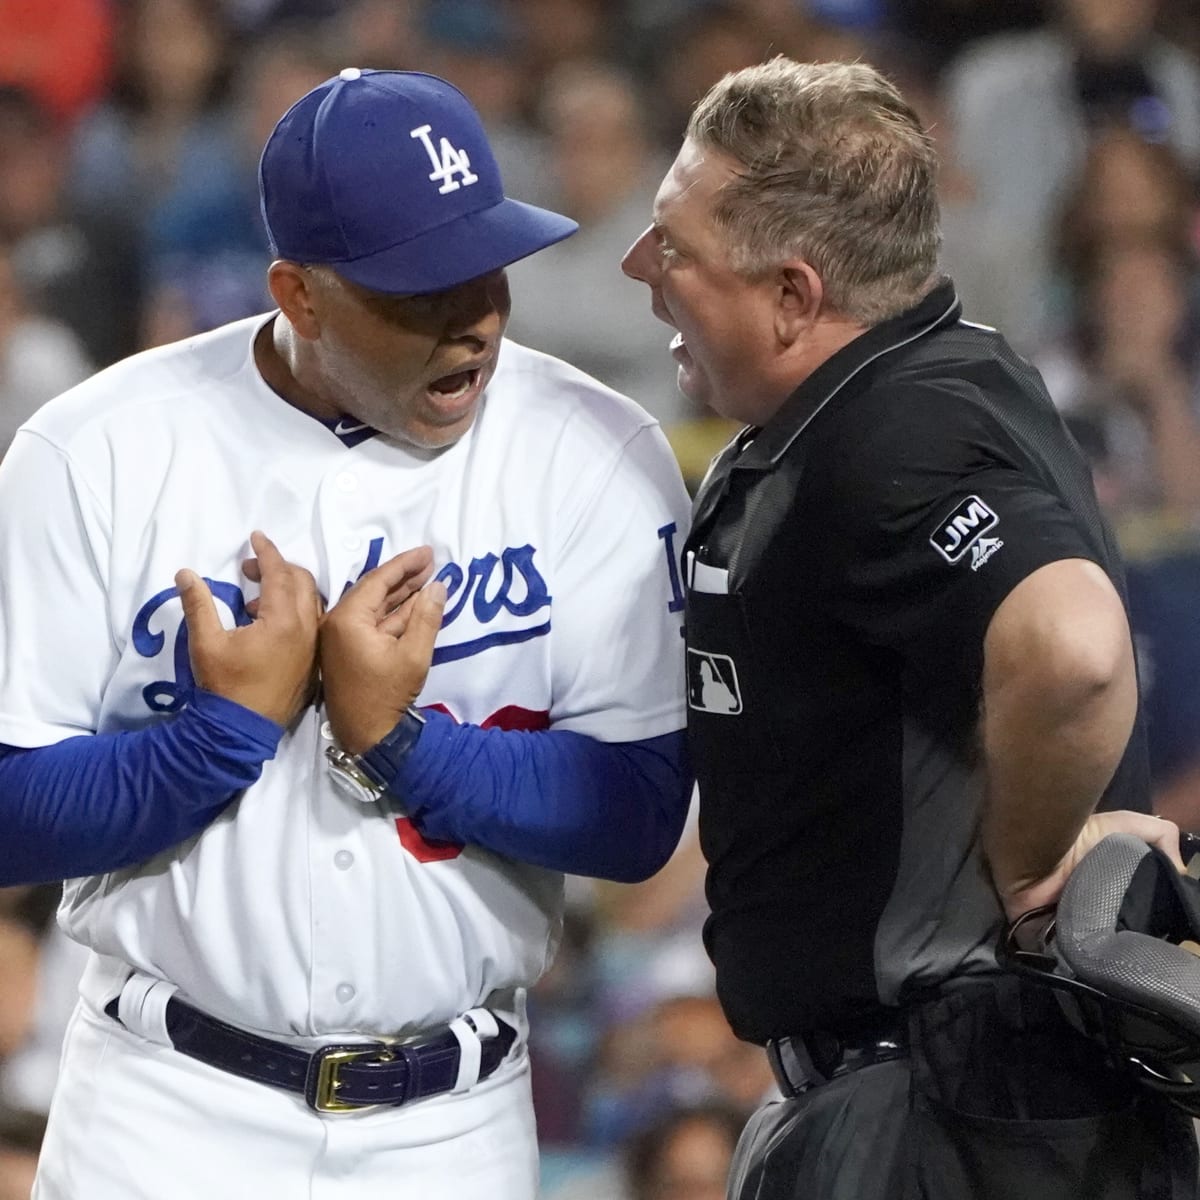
[684,587,785,776]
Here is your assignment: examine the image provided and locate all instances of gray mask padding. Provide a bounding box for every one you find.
[1055,833,1200,1040]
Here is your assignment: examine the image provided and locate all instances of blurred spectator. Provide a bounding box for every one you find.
[68,0,238,231]
[505,62,688,422]
[544,1100,745,1200]
[0,922,90,1119]
[220,0,343,36]
[530,808,712,1153]
[0,87,136,369]
[529,903,602,1152]
[1039,130,1200,509]
[142,23,344,344]
[870,40,1047,348]
[945,0,1200,343]
[1055,124,1198,274]
[589,807,713,1025]
[1161,0,1200,60]
[0,0,113,125]
[724,0,867,59]
[421,0,550,205]
[583,994,775,1148]
[644,2,864,150]
[652,995,776,1116]
[509,0,613,105]
[339,0,428,71]
[0,893,38,1065]
[624,1102,745,1200]
[1038,237,1200,519]
[649,4,769,151]
[1033,130,1200,830]
[0,1118,38,1200]
[0,884,61,1200]
[0,244,92,457]
[806,0,881,33]
[887,0,1044,72]
[1127,549,1200,830]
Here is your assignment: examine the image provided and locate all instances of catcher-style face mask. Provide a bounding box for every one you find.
[1000,832,1200,1116]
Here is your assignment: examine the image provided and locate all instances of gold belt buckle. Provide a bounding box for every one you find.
[311,1045,394,1113]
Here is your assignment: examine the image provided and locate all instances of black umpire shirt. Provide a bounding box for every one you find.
[684,279,1149,1046]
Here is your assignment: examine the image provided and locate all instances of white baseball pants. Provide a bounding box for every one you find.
[33,997,539,1199]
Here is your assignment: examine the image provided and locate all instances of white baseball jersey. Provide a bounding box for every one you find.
[0,314,690,1043]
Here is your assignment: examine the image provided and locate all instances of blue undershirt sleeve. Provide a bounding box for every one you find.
[388,709,692,883]
[0,689,282,886]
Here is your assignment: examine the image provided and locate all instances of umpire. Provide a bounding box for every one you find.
[622,58,1199,1199]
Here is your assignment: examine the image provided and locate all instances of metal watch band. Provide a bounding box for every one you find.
[324,745,385,801]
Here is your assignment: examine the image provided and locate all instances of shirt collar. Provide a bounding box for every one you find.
[317,414,382,448]
[734,278,962,471]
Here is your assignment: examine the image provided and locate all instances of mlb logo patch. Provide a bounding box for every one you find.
[930,495,999,563]
[687,649,743,715]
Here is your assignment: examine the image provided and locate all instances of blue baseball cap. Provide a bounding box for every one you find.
[259,68,577,295]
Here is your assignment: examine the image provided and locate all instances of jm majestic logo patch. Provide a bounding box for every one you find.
[687,649,743,715]
[970,535,1005,572]
[930,495,999,563]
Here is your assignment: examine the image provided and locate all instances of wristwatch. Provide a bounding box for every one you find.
[324,707,427,800]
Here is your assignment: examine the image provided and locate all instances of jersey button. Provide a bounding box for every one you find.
[342,534,362,551]
[336,983,356,1003]
[335,472,358,493]
[334,850,354,870]
[320,721,334,740]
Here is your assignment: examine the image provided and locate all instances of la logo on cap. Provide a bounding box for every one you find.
[410,123,479,195]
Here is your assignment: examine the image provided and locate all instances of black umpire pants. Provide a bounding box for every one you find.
[729,980,1199,1200]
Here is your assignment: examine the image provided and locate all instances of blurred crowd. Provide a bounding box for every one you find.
[1,0,1200,1196]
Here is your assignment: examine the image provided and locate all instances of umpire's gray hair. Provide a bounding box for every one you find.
[686,58,941,326]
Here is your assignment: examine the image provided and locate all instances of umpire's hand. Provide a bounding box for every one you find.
[999,809,1187,921]
[176,530,322,727]
[319,547,446,754]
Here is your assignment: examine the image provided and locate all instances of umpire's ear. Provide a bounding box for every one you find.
[774,260,824,348]
[267,260,322,341]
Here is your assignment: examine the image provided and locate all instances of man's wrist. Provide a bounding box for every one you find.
[359,706,427,789]
[324,707,427,800]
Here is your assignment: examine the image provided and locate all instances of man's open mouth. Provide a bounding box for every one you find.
[428,366,480,400]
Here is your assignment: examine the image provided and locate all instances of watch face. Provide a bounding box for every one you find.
[324,745,385,797]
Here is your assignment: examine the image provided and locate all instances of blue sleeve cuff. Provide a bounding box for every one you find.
[400,706,459,784]
[390,710,692,883]
[189,688,284,755]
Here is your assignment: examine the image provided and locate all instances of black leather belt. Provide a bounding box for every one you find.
[104,995,517,1113]
[766,1022,908,1098]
